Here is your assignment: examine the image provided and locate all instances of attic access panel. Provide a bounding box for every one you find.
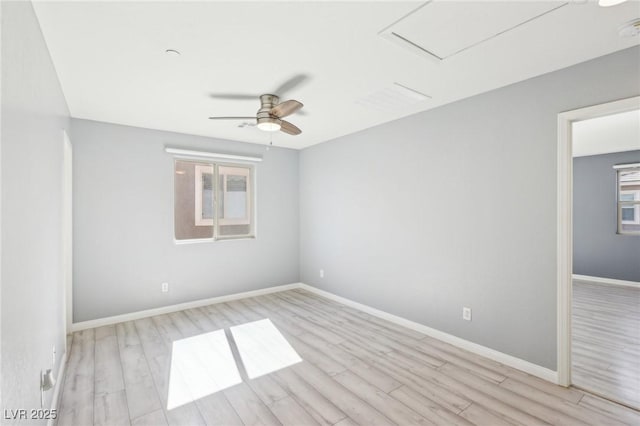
[380,1,568,61]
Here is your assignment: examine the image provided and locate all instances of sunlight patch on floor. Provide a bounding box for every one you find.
[167,329,242,410]
[230,318,302,379]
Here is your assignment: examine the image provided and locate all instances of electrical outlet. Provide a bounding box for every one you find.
[462,307,472,321]
[319,269,324,278]
[161,282,169,293]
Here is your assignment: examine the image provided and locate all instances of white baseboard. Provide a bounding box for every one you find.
[70,283,301,332]
[70,281,558,385]
[298,283,559,384]
[573,274,640,289]
[48,351,68,426]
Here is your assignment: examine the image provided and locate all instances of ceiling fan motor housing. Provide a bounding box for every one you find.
[257,94,282,130]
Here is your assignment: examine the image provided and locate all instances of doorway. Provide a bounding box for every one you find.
[557,96,640,409]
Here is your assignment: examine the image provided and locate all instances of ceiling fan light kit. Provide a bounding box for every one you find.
[257,117,282,132]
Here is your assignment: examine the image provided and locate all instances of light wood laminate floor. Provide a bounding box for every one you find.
[572,280,640,410]
[58,289,640,425]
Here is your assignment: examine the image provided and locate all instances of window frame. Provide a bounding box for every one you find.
[173,158,256,244]
[619,190,640,225]
[616,166,640,235]
[194,164,214,227]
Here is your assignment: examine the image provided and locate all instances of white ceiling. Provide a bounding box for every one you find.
[33,1,640,150]
[573,109,640,157]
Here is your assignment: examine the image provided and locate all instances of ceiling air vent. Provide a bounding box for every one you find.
[355,83,430,113]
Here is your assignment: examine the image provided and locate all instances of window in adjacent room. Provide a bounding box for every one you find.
[174,160,254,241]
[617,165,640,235]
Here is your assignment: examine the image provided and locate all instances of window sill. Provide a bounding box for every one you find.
[173,236,256,245]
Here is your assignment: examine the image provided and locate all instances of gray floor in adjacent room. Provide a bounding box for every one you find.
[58,288,640,425]
[572,280,640,410]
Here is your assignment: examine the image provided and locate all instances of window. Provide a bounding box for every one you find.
[218,166,251,236]
[616,166,640,235]
[174,160,254,241]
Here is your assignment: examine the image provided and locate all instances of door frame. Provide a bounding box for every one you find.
[63,130,73,346]
[556,95,640,387]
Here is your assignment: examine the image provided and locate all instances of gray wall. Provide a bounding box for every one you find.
[1,1,69,418]
[299,46,640,370]
[70,119,299,322]
[573,150,640,282]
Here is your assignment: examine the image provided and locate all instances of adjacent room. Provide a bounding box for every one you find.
[1,1,639,425]
[571,109,640,408]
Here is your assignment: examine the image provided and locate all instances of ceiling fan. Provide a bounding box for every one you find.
[208,74,308,136]
[209,94,303,135]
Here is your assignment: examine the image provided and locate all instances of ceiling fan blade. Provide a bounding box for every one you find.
[208,116,256,120]
[273,74,309,96]
[208,93,258,100]
[280,120,302,136]
[271,100,303,118]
